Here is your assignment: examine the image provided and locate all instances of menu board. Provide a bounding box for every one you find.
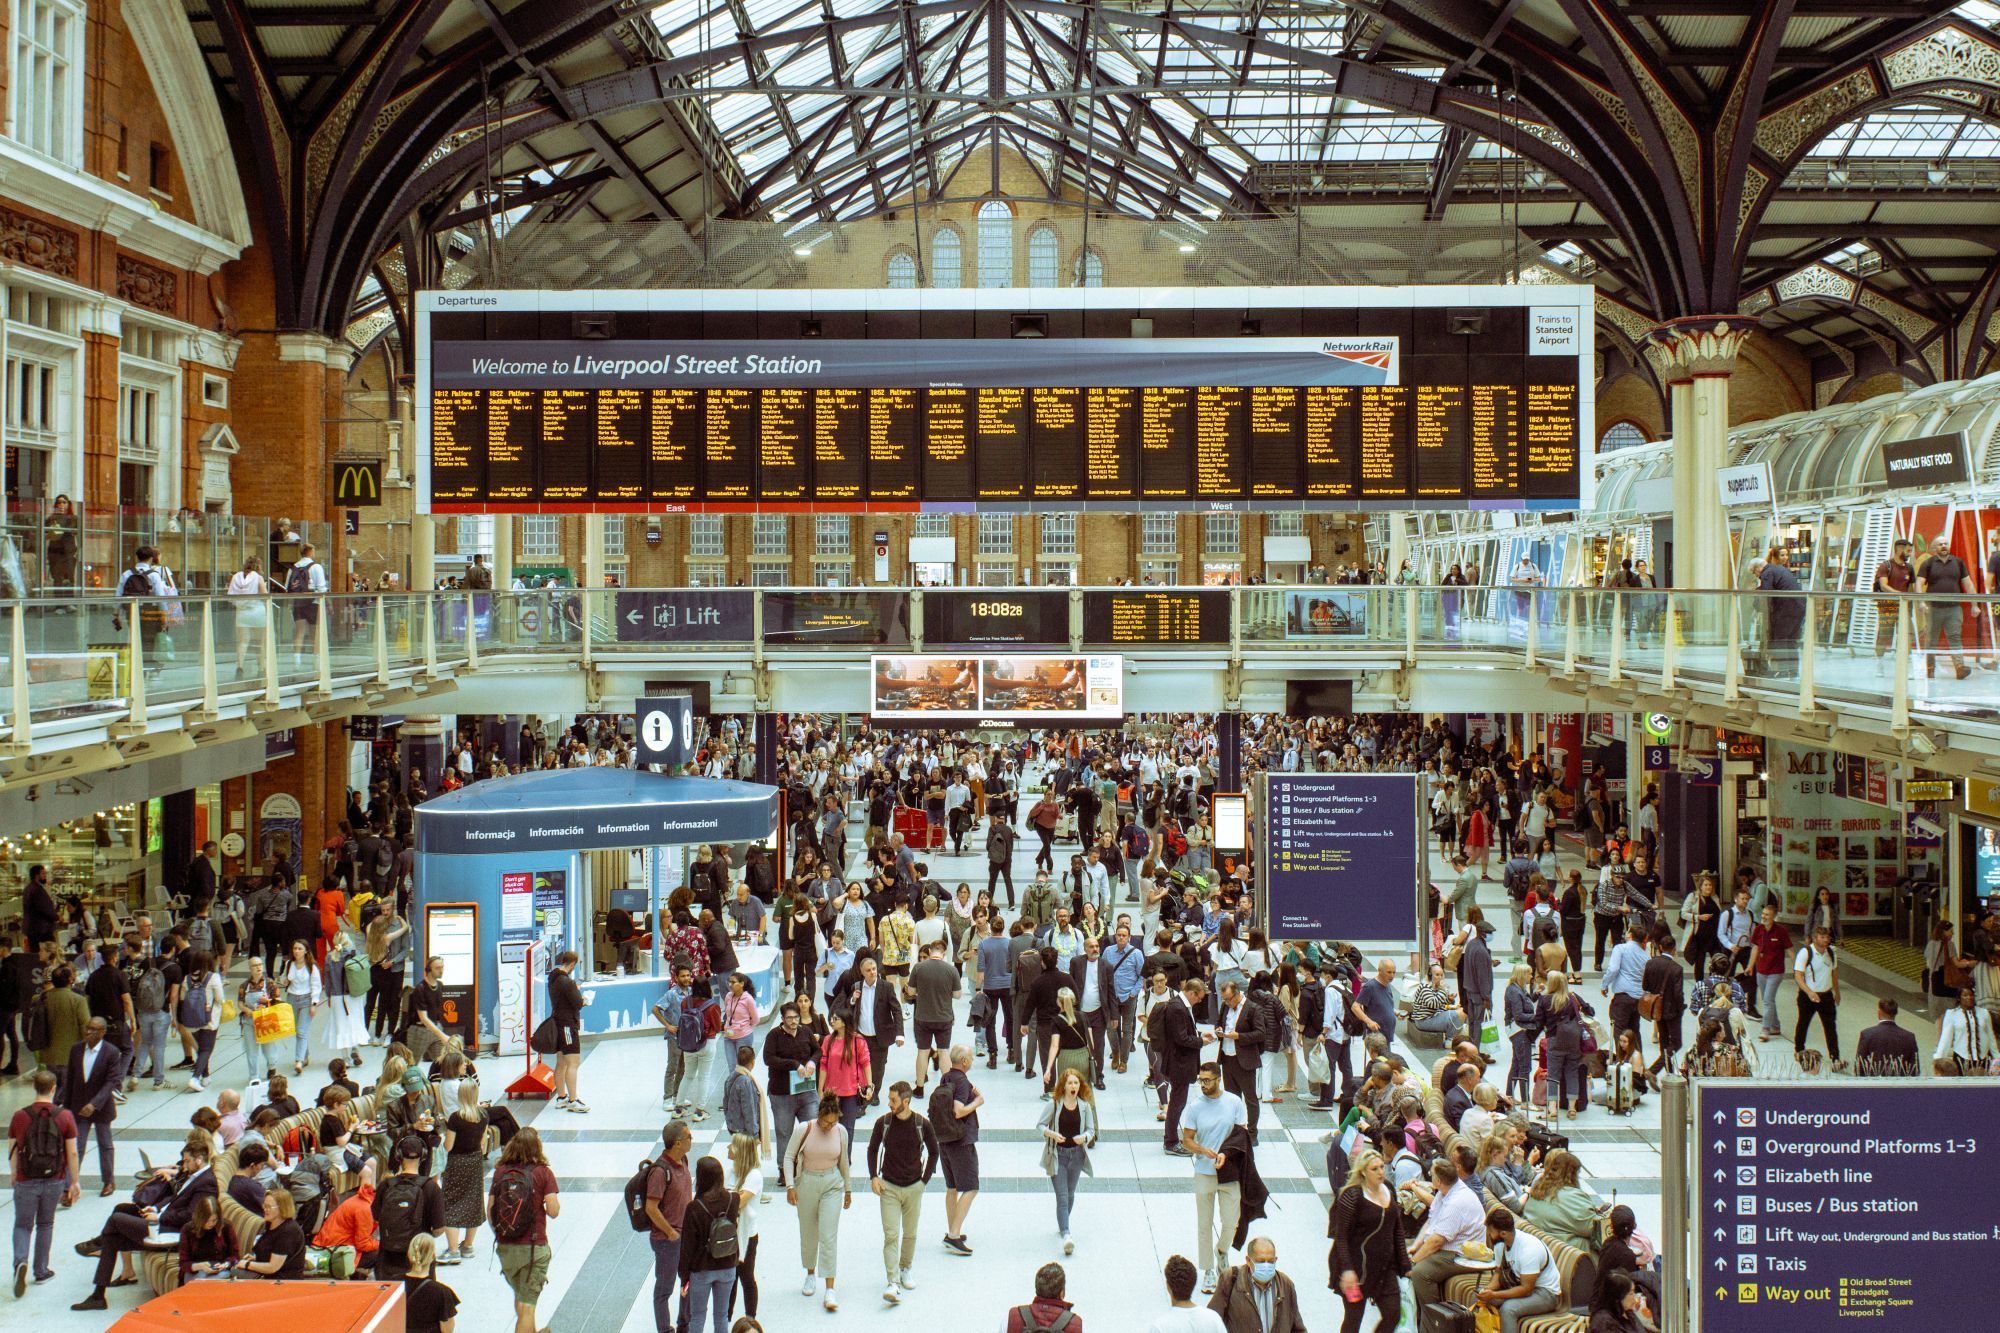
[1081,589,1231,645]
[419,289,1590,514]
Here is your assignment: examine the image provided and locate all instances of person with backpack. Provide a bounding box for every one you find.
[547,949,587,1113]
[866,1079,939,1304]
[114,545,170,661]
[677,1155,741,1333]
[125,940,172,1093]
[676,977,721,1124]
[312,1154,382,1275]
[327,929,369,1064]
[374,1134,446,1280]
[287,539,330,664]
[1007,1260,1084,1333]
[486,1126,559,1333]
[9,1067,80,1294]
[171,949,223,1091]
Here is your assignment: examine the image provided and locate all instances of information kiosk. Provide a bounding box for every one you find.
[412,768,780,1046]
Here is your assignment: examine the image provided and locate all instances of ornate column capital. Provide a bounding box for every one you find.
[1643,314,1761,382]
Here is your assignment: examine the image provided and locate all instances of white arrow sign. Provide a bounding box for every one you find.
[1714,1258,1727,1271]
[1713,1169,1726,1182]
[1713,1110,1726,1123]
[1713,1140,1726,1152]
[1714,1228,1726,1241]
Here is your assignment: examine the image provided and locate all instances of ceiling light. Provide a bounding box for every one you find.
[1178,243,1196,253]
[793,247,813,258]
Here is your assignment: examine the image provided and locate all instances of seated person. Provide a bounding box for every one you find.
[606,906,639,973]
[235,1108,286,1163]
[1442,1063,1482,1131]
[227,1142,278,1211]
[72,1139,218,1310]
[312,1155,382,1275]
[1438,1040,1485,1098]
[1458,1084,1501,1144]
[177,1195,239,1282]
[240,1187,308,1280]
[1474,1205,1565,1332]
[251,1073,301,1123]
[382,1070,441,1171]
[1593,1204,1660,1315]
[1476,1130,1531,1213]
[1408,963,1465,1038]
[1523,1149,1604,1256]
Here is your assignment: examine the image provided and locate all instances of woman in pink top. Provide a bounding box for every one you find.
[816,1009,872,1136]
[721,970,761,1072]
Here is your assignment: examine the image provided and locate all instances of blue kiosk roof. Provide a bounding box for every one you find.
[414,768,779,856]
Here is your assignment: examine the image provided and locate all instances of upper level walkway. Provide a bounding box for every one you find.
[4,583,1992,790]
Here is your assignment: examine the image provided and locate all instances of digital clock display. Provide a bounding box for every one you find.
[924,590,1070,647]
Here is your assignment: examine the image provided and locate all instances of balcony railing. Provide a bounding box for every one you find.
[3,585,1991,744]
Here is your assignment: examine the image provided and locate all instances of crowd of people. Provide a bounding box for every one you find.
[3,705,1967,1333]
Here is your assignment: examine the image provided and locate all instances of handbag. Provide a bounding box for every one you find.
[252,1001,297,1044]
[1473,1301,1503,1333]
[1638,992,1663,1022]
[305,1244,356,1279]
[529,1016,560,1055]
[1943,957,1972,990]
[219,999,238,1025]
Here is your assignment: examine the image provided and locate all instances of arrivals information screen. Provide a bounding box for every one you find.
[417,288,1591,514]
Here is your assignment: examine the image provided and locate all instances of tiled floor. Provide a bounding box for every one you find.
[0,775,1943,1331]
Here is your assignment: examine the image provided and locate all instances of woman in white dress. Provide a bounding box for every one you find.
[325,927,371,1063]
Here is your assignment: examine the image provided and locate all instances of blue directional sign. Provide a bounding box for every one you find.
[1695,1082,1999,1331]
[1261,772,1422,944]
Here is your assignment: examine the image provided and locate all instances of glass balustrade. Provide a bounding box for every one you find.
[7,586,1999,738]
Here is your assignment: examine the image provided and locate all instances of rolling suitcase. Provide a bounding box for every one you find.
[1420,1301,1477,1333]
[1606,1061,1636,1115]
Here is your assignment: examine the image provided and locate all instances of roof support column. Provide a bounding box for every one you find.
[1647,317,1757,591]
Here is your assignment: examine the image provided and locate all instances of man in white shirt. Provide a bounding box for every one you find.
[1083,847,1112,915]
[1474,1206,1564,1333]
[1794,926,1844,1070]
[1718,887,1759,1017]
[1408,1158,1484,1309]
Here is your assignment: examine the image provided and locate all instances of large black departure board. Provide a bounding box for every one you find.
[1082,589,1231,645]
[418,289,1591,514]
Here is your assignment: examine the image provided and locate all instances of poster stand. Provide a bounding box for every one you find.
[505,939,555,1100]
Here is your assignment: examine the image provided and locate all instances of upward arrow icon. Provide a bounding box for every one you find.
[1713,1139,1726,1152]
[1716,1286,1729,1300]
[1713,1110,1727,1123]
[1714,1227,1726,1241]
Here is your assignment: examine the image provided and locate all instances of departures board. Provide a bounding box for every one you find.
[415,287,1593,514]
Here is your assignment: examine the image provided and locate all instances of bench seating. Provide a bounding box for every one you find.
[1443,1214,1594,1333]
[140,1091,385,1295]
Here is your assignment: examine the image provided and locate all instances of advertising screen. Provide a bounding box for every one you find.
[425,904,479,987]
[870,653,1123,724]
[1214,793,1248,854]
[1284,590,1370,638]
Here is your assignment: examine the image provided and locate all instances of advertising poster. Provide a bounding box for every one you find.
[870,653,1123,723]
[257,793,303,880]
[500,871,535,936]
[1262,772,1422,942]
[1283,590,1368,638]
[1543,714,1583,791]
[1768,745,1898,922]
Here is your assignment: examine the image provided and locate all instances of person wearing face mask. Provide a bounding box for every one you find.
[1207,1235,1306,1333]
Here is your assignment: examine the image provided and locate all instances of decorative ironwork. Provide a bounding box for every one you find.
[116,254,179,314]
[1753,68,1879,164]
[0,203,78,279]
[1774,264,1858,304]
[1645,316,1759,379]
[1882,23,2000,93]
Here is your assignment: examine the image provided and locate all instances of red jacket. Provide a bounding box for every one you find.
[1006,1297,1082,1332]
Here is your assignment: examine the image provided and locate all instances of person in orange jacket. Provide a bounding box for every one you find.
[315,877,347,966]
[311,1157,381,1275]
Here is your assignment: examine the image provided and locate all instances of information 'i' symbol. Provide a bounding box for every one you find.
[643,709,676,753]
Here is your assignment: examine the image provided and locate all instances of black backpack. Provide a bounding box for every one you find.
[623,1158,664,1233]
[927,1082,964,1145]
[286,561,315,594]
[488,1163,538,1243]
[120,568,152,599]
[18,1103,64,1180]
[374,1172,425,1254]
[697,1195,739,1262]
[21,992,50,1052]
[1529,911,1560,950]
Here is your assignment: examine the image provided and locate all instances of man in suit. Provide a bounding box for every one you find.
[1855,997,1920,1077]
[59,1018,126,1197]
[71,1139,216,1310]
[1213,979,1269,1140]
[1067,935,1113,1088]
[1462,927,1495,1053]
[1160,978,1206,1155]
[850,955,904,1108]
[183,842,219,914]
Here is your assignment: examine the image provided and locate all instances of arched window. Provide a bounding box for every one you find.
[931,228,961,288]
[886,251,917,289]
[1599,420,1648,451]
[977,200,1013,287]
[1072,247,1105,288]
[1027,226,1059,288]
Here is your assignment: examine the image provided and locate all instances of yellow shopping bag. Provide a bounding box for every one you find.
[252,1000,296,1044]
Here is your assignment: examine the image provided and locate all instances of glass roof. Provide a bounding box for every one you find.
[643,0,1457,221]
[1804,102,2000,160]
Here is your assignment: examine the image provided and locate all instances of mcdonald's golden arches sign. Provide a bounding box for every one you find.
[334,460,383,506]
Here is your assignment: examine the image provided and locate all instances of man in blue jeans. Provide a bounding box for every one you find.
[642,1120,695,1331]
[10,1068,81,1294]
